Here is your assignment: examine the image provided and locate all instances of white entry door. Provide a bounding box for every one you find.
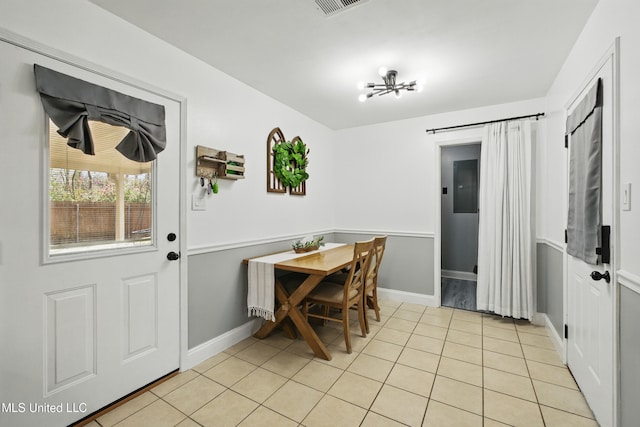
[0,41,181,426]
[566,50,616,426]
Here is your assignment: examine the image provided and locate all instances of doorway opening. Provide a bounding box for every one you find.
[440,144,481,311]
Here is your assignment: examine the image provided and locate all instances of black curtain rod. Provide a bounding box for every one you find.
[425,112,545,134]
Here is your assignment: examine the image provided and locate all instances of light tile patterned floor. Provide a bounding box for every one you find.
[88,301,600,426]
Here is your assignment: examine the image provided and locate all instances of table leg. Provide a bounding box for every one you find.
[286,274,332,360]
[281,318,297,339]
[252,276,316,339]
[288,304,332,360]
[253,274,333,360]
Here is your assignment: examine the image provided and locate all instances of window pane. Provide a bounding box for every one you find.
[48,120,154,257]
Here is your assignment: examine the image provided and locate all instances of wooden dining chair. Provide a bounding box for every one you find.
[363,235,387,333]
[303,239,375,353]
[324,236,387,334]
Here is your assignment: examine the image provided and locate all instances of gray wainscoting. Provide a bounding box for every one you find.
[536,242,564,337]
[187,233,335,349]
[187,232,433,350]
[333,233,435,296]
[620,284,640,426]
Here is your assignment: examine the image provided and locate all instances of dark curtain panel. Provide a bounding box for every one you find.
[34,64,166,163]
[566,78,602,265]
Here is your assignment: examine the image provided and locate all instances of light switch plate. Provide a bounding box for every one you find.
[192,194,206,211]
[622,182,631,211]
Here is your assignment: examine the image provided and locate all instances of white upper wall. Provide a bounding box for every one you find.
[5,0,637,274]
[543,0,640,275]
[333,98,546,234]
[0,0,336,249]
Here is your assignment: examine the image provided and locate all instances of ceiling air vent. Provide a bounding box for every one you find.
[314,0,369,16]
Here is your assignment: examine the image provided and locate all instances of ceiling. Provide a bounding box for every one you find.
[89,0,599,130]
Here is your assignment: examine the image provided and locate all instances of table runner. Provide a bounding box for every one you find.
[248,243,344,321]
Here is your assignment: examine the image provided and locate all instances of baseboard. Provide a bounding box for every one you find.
[377,287,438,307]
[182,319,260,370]
[539,313,566,364]
[185,289,438,369]
[441,270,477,281]
[531,312,546,326]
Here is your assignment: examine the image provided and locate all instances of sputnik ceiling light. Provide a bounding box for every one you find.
[357,67,422,102]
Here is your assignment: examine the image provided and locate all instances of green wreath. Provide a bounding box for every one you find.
[273,139,309,188]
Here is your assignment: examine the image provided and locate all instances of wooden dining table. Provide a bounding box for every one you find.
[243,244,355,361]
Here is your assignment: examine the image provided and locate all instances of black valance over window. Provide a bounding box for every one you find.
[34,64,166,163]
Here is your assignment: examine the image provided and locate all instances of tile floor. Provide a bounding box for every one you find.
[86,300,599,427]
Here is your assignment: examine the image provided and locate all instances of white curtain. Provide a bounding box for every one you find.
[477,120,535,319]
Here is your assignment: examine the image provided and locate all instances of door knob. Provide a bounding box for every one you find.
[590,270,610,283]
[167,251,181,261]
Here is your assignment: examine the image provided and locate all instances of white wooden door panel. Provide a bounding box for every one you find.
[0,40,180,427]
[123,274,159,360]
[566,52,615,426]
[45,286,97,395]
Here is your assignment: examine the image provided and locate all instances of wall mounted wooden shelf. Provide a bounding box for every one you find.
[196,145,245,180]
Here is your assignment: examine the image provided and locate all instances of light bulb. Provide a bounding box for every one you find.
[357,81,365,90]
[378,66,388,77]
[394,90,402,98]
[358,94,367,103]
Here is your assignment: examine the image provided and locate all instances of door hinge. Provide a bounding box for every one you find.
[564,324,568,339]
[564,135,569,148]
[564,229,568,244]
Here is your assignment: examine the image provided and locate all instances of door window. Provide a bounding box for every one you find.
[47,119,155,259]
